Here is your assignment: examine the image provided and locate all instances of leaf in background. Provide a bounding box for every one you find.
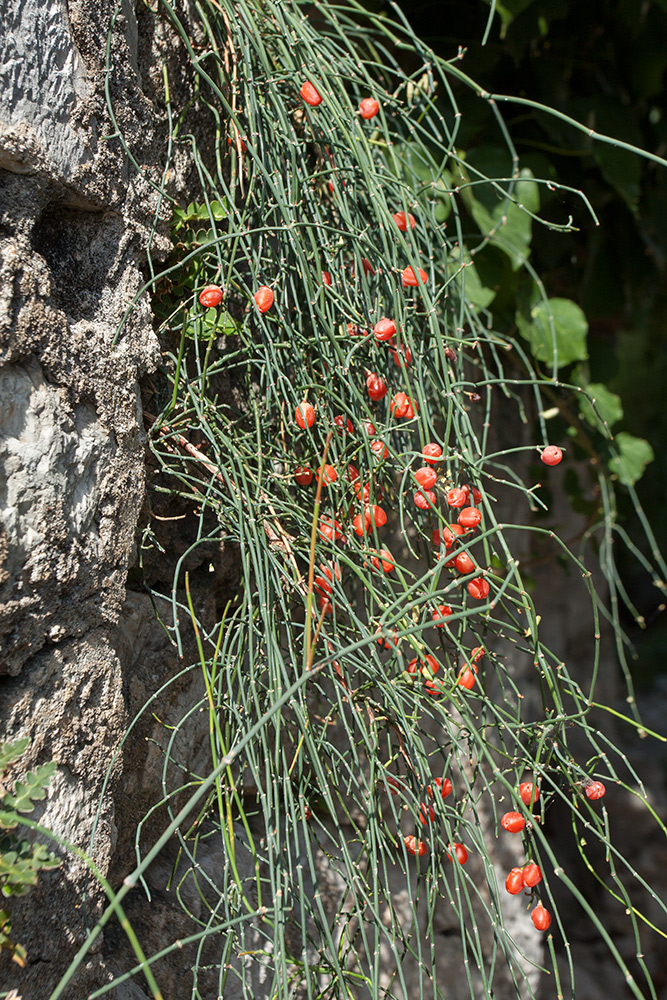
[449,249,496,308]
[0,740,30,777]
[459,147,539,268]
[577,381,624,433]
[516,296,588,367]
[608,432,655,485]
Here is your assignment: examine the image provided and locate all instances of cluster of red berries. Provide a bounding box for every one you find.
[499,783,551,930]
[384,772,466,863]
[199,283,274,313]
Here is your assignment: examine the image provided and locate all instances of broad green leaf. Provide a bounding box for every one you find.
[608,432,654,486]
[462,149,539,269]
[449,250,496,309]
[578,381,623,432]
[516,297,588,367]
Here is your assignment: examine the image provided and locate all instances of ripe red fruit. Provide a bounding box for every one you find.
[585,780,606,800]
[366,371,388,401]
[376,627,399,650]
[362,419,377,436]
[446,487,467,508]
[401,266,428,288]
[374,317,396,342]
[414,467,437,490]
[384,774,404,795]
[418,803,435,825]
[414,489,436,510]
[294,466,313,486]
[404,835,427,857]
[199,284,224,308]
[317,594,333,615]
[295,401,316,429]
[458,507,482,529]
[368,548,395,573]
[316,464,338,486]
[352,510,370,536]
[467,577,490,600]
[457,667,476,690]
[370,439,389,460]
[540,445,563,466]
[505,868,524,895]
[531,905,552,931]
[300,80,322,106]
[318,516,344,542]
[519,782,539,807]
[369,504,388,527]
[522,863,542,888]
[389,392,414,417]
[362,257,376,276]
[392,210,416,232]
[454,552,475,575]
[321,271,332,286]
[254,285,274,312]
[359,97,380,119]
[423,443,443,464]
[389,342,413,367]
[333,414,354,434]
[447,842,468,864]
[428,777,453,799]
[500,812,526,833]
[431,604,452,627]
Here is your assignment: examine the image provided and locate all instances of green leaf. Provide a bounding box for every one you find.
[608,432,654,486]
[461,149,539,269]
[449,250,496,309]
[516,297,588,367]
[0,740,30,777]
[578,381,624,433]
[1,762,57,817]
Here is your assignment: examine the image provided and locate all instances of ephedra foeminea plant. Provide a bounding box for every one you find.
[85,1,667,997]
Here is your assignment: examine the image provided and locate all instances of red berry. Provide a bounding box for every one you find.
[454,552,475,575]
[390,392,408,417]
[321,271,332,286]
[522,863,542,888]
[414,489,436,510]
[359,97,380,119]
[389,342,413,367]
[585,780,606,800]
[368,548,395,573]
[366,371,388,402]
[347,322,368,338]
[374,317,396,342]
[333,414,354,434]
[428,777,453,799]
[317,594,333,615]
[227,134,247,152]
[431,604,452,627]
[444,346,457,362]
[414,467,437,490]
[422,443,443,464]
[254,285,274,312]
[457,667,476,690]
[505,868,524,895]
[199,284,224,308]
[384,774,404,795]
[352,511,370,536]
[458,507,482,529]
[418,803,435,825]
[318,516,343,542]
[447,843,468,864]
[295,401,316,429]
[300,80,323,106]
[467,577,490,600]
[531,905,552,931]
[362,419,377,436]
[362,257,376,276]
[500,812,526,833]
[540,445,563,466]
[370,439,389,460]
[404,835,428,857]
[316,464,338,486]
[518,782,539,807]
[369,504,388,527]
[294,466,313,486]
[401,266,428,288]
[376,627,399,650]
[392,210,416,232]
[446,487,467,508]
